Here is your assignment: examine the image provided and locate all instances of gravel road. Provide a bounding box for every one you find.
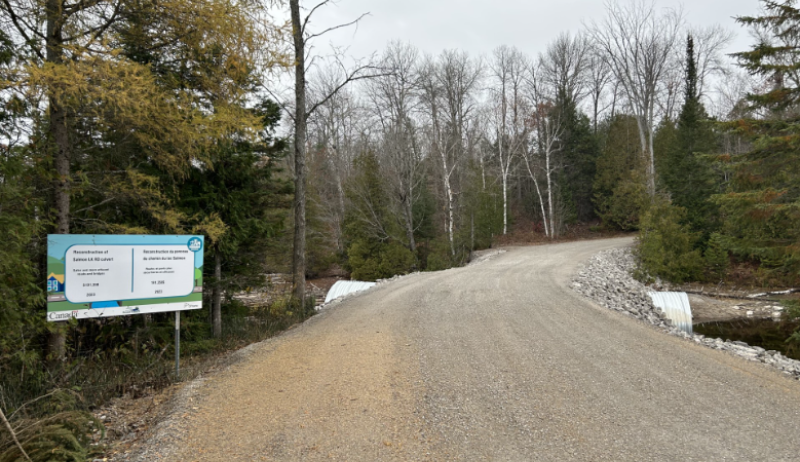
[148,237,800,461]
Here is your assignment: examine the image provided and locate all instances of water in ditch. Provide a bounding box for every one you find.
[694,318,800,361]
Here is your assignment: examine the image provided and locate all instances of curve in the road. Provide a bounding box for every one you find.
[148,238,800,462]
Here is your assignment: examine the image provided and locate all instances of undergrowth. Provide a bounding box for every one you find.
[0,296,315,461]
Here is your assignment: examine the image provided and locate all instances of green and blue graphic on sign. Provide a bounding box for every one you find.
[47,235,204,321]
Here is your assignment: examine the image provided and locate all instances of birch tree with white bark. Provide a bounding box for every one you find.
[524,62,565,238]
[419,50,482,256]
[488,45,529,235]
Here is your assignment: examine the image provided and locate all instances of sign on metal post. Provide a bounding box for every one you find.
[47,235,204,321]
[175,311,181,377]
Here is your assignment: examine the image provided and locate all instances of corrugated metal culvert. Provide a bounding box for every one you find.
[648,291,693,334]
[324,280,376,303]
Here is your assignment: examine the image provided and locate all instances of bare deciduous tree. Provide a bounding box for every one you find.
[589,0,683,196]
[524,62,565,238]
[586,48,614,133]
[367,42,425,254]
[690,24,736,100]
[288,0,379,303]
[488,45,529,235]
[710,68,755,120]
[658,52,684,121]
[308,71,364,253]
[419,50,482,256]
[289,0,308,304]
[541,32,591,105]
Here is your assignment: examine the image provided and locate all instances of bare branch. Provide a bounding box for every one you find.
[306,12,369,42]
[0,0,45,60]
[301,0,332,36]
[306,64,388,117]
[1,405,32,462]
[259,83,295,122]
[63,0,122,45]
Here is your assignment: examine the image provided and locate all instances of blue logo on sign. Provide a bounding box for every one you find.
[188,237,203,253]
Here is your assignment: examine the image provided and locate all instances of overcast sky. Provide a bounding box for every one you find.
[305,0,761,63]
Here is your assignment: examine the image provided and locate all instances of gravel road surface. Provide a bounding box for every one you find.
[154,238,800,461]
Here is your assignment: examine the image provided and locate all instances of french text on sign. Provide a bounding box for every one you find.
[65,245,194,303]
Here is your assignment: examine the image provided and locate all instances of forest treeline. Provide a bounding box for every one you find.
[1,0,799,459]
[301,1,797,290]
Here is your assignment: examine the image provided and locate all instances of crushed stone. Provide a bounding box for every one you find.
[571,248,800,380]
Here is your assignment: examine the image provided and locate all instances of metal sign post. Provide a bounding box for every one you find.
[175,311,180,377]
[44,234,203,380]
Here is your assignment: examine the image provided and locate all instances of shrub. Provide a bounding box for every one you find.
[347,239,415,281]
[0,391,104,462]
[424,238,458,272]
[703,232,729,283]
[636,198,704,283]
[601,174,649,231]
[0,412,104,462]
[378,241,415,277]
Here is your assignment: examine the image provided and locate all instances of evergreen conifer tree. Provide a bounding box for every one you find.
[593,115,649,230]
[717,0,800,282]
[556,89,601,223]
[661,35,719,237]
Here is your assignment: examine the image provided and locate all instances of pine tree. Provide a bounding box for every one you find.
[343,151,415,280]
[177,100,291,337]
[556,90,601,223]
[593,115,649,230]
[718,0,800,283]
[660,35,719,237]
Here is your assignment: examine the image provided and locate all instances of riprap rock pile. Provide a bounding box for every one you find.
[571,248,800,380]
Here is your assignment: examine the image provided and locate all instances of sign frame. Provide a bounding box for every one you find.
[47,234,204,321]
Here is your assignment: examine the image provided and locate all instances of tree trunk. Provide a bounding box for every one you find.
[404,198,416,254]
[534,176,549,237]
[479,155,486,189]
[212,252,222,338]
[335,169,345,253]
[499,77,508,236]
[635,114,656,197]
[546,142,555,239]
[524,156,549,237]
[470,214,475,251]
[647,105,657,197]
[46,0,69,365]
[443,170,455,257]
[438,136,456,257]
[648,135,656,197]
[502,172,508,235]
[290,0,307,304]
[447,187,455,256]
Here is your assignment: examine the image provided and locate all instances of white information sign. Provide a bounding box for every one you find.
[47,235,204,320]
[65,245,195,303]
